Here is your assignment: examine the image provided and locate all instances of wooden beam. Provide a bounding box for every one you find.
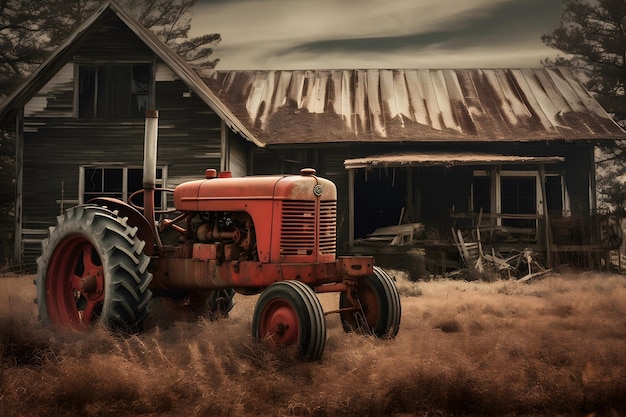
[348,168,355,247]
[13,108,24,265]
[538,164,552,266]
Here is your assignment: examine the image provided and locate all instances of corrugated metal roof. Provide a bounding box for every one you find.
[344,152,565,169]
[202,68,626,145]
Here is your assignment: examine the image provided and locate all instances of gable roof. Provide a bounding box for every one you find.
[0,1,263,146]
[201,68,626,145]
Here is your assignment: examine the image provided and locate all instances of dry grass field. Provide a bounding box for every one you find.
[1,270,626,417]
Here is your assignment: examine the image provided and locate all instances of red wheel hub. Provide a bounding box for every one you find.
[46,235,105,330]
[258,299,299,346]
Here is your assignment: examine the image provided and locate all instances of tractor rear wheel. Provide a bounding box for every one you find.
[340,266,401,338]
[36,205,152,332]
[252,280,326,361]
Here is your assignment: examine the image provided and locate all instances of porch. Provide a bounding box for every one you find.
[351,210,623,280]
[344,149,614,279]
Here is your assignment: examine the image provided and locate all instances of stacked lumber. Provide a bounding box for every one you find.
[364,223,425,245]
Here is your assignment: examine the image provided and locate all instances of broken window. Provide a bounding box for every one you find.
[81,166,166,209]
[77,64,151,119]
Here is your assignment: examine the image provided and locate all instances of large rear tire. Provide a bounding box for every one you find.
[36,205,152,332]
[252,280,326,361]
[340,266,401,338]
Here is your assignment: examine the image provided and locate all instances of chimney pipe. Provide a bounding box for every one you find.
[143,109,161,248]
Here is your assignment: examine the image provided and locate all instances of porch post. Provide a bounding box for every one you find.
[491,167,498,225]
[538,164,552,266]
[13,108,23,266]
[348,168,355,247]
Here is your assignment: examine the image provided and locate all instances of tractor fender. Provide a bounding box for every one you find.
[87,197,156,255]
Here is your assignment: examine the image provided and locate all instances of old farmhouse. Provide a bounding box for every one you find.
[1,2,626,277]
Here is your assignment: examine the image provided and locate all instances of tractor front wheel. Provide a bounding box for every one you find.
[340,266,401,338]
[252,280,326,361]
[36,205,152,332]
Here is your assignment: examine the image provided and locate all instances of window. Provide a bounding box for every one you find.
[77,64,151,119]
[474,170,568,228]
[500,176,537,228]
[81,166,166,209]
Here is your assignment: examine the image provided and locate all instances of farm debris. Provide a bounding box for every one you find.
[359,223,425,246]
[451,227,551,281]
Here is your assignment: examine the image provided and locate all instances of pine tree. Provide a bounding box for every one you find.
[542,0,626,212]
[0,0,220,98]
[542,0,626,126]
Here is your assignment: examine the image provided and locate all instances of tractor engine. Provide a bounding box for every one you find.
[190,211,257,262]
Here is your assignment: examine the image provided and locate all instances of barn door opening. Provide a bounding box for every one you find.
[353,168,407,239]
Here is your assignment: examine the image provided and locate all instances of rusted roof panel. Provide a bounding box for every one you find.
[344,152,565,169]
[202,67,626,145]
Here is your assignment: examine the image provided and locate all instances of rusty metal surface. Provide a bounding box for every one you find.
[202,67,626,145]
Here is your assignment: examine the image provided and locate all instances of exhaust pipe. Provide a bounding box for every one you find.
[143,109,162,247]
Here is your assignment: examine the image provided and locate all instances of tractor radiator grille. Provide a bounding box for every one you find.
[280,200,337,256]
[319,201,337,254]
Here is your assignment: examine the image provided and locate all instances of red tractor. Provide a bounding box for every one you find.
[35,110,401,360]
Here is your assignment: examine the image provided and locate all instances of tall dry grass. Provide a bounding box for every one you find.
[1,270,626,417]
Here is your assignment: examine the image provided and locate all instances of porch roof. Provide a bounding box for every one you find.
[344,152,565,169]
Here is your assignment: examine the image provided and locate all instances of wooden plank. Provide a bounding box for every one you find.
[14,108,24,265]
[367,223,423,237]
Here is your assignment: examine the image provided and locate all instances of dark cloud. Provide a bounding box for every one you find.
[281,0,562,55]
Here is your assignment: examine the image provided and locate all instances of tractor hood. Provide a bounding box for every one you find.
[174,169,336,212]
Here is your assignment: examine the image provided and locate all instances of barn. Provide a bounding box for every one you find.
[1,1,625,276]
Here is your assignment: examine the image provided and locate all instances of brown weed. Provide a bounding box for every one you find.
[1,272,625,416]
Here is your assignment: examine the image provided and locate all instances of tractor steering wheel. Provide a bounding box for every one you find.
[128,188,179,214]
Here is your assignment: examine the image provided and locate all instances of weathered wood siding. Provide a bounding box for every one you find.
[20,66,223,267]
[16,13,228,267]
[74,13,155,62]
[154,67,222,187]
[226,132,250,177]
[24,64,74,118]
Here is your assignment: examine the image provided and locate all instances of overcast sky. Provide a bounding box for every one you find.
[190,0,563,70]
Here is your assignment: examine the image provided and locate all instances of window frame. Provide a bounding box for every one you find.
[79,165,168,210]
[471,169,569,226]
[497,173,539,228]
[74,62,153,120]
